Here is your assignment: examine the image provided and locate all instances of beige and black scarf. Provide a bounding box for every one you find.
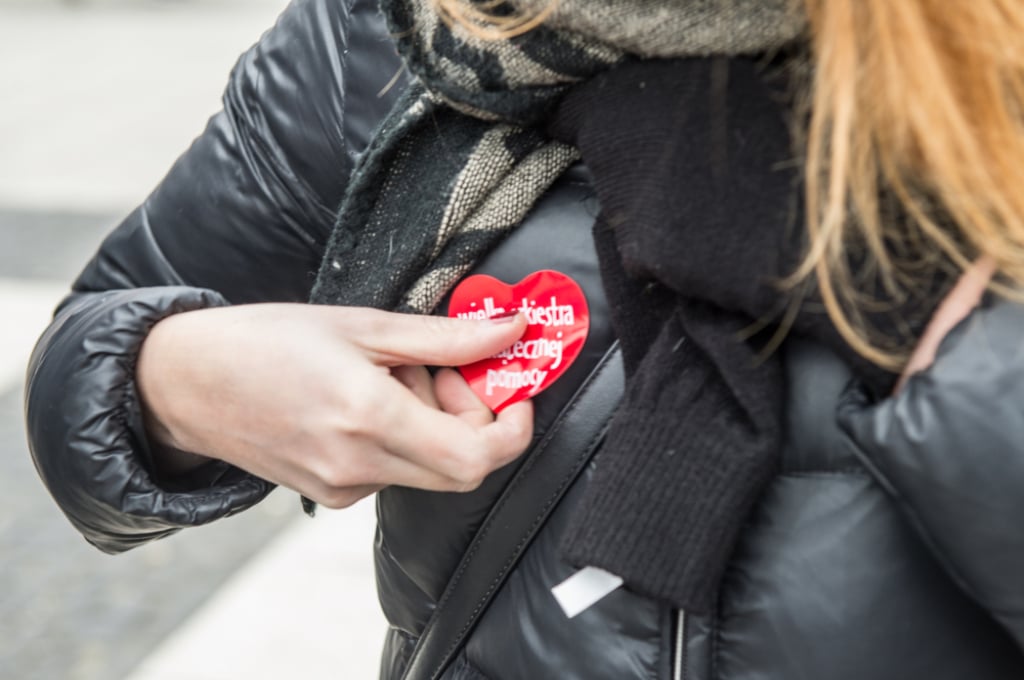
[310,0,803,313]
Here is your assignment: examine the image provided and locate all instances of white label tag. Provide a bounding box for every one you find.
[551,566,624,619]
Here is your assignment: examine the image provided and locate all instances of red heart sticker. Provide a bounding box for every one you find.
[448,270,590,412]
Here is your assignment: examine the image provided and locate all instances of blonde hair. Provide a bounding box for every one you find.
[434,0,1024,369]
[431,0,556,38]
[799,0,1024,369]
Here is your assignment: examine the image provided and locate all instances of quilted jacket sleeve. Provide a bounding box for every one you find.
[24,0,406,553]
[838,300,1024,649]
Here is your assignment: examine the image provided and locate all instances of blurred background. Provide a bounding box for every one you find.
[0,0,386,678]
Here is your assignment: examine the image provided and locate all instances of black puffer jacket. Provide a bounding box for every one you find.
[25,1,1024,678]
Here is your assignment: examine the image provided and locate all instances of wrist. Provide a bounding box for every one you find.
[137,314,212,475]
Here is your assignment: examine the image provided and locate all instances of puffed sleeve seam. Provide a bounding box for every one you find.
[26,287,275,554]
[837,387,975,593]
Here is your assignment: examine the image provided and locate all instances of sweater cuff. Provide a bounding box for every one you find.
[559,312,782,614]
[560,403,778,614]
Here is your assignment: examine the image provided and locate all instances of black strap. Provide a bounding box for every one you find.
[401,344,624,680]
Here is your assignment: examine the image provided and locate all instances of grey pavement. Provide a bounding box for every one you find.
[1,1,386,678]
[1,381,297,680]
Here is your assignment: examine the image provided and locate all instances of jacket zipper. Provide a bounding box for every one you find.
[673,609,687,680]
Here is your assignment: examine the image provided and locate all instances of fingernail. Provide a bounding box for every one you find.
[489,311,521,323]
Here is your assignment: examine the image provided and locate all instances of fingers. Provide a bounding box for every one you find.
[303,307,535,496]
[297,404,532,503]
[302,484,384,510]
[490,400,534,456]
[391,365,439,409]
[434,367,492,428]
[302,437,484,500]
[341,308,528,368]
[289,371,531,502]
[369,376,534,488]
[435,368,533,445]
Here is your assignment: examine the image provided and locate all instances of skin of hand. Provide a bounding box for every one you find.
[136,304,534,508]
[895,256,996,394]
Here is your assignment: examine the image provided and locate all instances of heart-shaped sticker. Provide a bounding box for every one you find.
[448,270,590,412]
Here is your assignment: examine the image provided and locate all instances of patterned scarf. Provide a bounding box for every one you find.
[309,0,803,312]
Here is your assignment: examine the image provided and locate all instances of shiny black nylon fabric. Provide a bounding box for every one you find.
[21,0,1024,678]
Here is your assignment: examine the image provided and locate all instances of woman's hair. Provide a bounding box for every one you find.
[799,0,1024,368]
[431,0,555,38]
[434,0,1024,369]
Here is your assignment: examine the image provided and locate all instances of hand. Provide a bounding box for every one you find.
[895,256,996,394]
[136,303,533,508]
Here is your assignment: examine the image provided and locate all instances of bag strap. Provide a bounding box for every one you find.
[401,343,624,680]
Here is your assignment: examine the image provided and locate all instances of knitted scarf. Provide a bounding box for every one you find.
[308,0,858,615]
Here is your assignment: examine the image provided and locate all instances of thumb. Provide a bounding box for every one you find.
[348,309,527,367]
